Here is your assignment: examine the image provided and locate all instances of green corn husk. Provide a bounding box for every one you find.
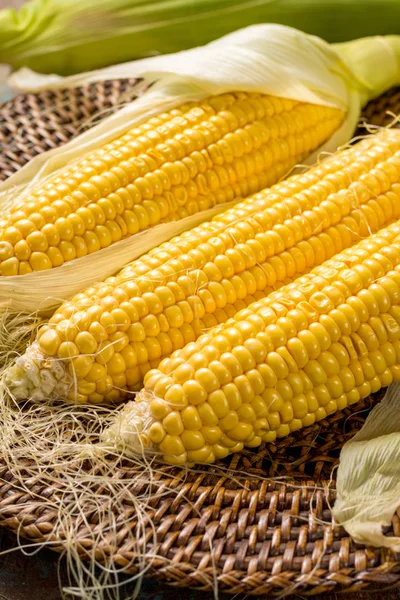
[2,0,400,75]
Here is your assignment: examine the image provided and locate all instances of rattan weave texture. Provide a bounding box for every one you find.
[0,78,146,181]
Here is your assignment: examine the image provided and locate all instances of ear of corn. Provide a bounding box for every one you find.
[6,129,400,405]
[102,219,400,464]
[0,92,343,276]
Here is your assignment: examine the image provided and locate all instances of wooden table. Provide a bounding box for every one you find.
[1,528,400,600]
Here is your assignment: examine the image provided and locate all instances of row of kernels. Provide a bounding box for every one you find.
[1,207,150,274]
[110,102,217,160]
[168,186,368,299]
[156,237,400,382]
[114,131,383,284]
[0,129,326,276]
[288,337,400,432]
[131,99,312,192]
[50,104,328,212]
[118,100,216,153]
[45,289,265,384]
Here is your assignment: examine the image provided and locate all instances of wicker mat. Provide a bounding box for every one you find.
[0,78,148,181]
[0,83,400,597]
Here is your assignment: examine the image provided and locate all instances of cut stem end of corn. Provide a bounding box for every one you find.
[100,396,155,457]
[5,342,72,402]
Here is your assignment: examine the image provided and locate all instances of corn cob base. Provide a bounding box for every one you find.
[7,342,73,403]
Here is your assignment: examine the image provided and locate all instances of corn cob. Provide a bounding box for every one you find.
[0,93,342,276]
[102,220,400,464]
[6,129,400,406]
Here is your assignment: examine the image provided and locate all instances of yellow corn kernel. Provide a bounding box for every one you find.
[39,328,61,356]
[95,341,115,365]
[201,426,222,444]
[181,405,202,430]
[69,355,94,378]
[1,257,18,275]
[77,380,97,395]
[75,331,98,354]
[86,363,107,382]
[58,341,79,359]
[163,411,184,436]
[29,251,52,271]
[107,353,126,375]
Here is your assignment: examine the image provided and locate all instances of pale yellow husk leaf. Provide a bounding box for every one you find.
[333,383,400,551]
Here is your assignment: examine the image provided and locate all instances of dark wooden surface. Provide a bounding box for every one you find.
[0,529,399,600]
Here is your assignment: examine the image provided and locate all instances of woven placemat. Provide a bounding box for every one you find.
[359,87,400,129]
[0,84,400,597]
[0,78,149,181]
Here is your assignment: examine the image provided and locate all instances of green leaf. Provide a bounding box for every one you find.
[2,0,400,75]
